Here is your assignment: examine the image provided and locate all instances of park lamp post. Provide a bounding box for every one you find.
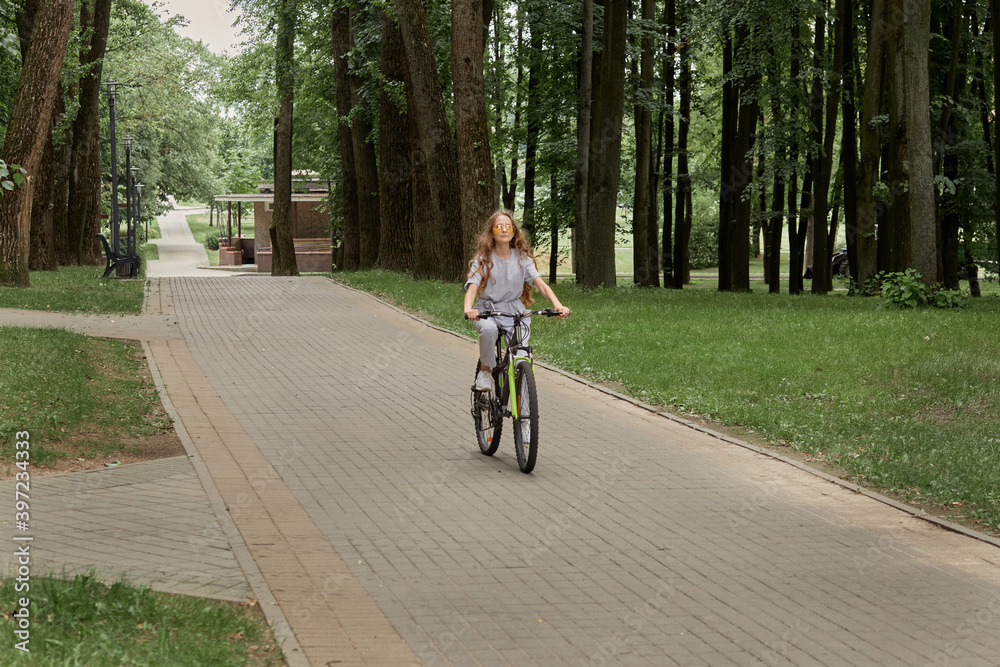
[105,82,121,255]
[121,136,133,277]
[128,165,139,257]
[136,183,145,243]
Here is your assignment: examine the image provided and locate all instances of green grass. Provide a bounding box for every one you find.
[0,266,144,314]
[333,270,1000,532]
[0,328,170,468]
[0,572,283,665]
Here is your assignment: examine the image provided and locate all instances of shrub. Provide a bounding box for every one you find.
[688,218,719,269]
[876,269,967,309]
[205,228,220,251]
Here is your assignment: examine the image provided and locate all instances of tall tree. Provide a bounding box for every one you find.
[839,0,857,283]
[729,23,759,293]
[270,0,299,276]
[583,0,627,289]
[395,0,464,281]
[0,0,74,286]
[522,3,541,243]
[718,33,736,291]
[811,8,840,295]
[904,0,936,283]
[661,0,675,287]
[348,8,380,270]
[332,4,360,271]
[452,0,495,257]
[993,0,1000,272]
[67,0,111,265]
[856,0,885,285]
[672,5,692,289]
[376,8,413,271]
[573,0,592,283]
[632,0,658,287]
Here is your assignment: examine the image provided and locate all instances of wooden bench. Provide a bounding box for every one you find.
[95,233,140,278]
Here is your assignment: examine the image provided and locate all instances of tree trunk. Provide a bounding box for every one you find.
[376,9,414,272]
[332,6,359,271]
[993,0,1000,271]
[573,0,593,283]
[583,0,627,289]
[811,9,839,295]
[452,0,496,259]
[939,1,968,288]
[791,171,811,295]
[673,15,691,289]
[503,19,524,213]
[29,111,56,271]
[549,171,559,282]
[767,49,785,294]
[883,0,910,273]
[632,0,656,287]
[857,0,885,286]
[787,16,805,295]
[51,111,73,266]
[902,0,936,284]
[718,34,736,292]
[270,0,299,276]
[523,8,541,244]
[0,0,74,287]
[349,11,380,270]
[67,0,111,266]
[730,25,758,293]
[840,0,858,283]
[661,0,675,286]
[396,0,464,281]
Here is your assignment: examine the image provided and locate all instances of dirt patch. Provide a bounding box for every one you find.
[0,340,187,480]
[0,431,186,479]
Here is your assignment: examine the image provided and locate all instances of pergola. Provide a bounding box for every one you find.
[212,193,327,247]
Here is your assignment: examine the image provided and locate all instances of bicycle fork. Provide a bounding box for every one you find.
[506,355,530,420]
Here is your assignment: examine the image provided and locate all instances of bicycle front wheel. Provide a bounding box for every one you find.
[512,360,539,473]
[472,363,501,455]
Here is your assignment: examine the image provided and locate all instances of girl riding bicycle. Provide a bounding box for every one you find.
[463,210,570,391]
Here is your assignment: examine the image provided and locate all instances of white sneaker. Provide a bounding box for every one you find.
[475,369,492,391]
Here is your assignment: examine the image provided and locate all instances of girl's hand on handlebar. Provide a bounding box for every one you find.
[464,309,480,321]
[554,305,570,318]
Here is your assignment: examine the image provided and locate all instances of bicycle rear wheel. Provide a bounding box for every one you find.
[471,363,501,455]
[512,360,539,473]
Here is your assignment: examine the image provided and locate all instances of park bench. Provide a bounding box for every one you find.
[95,233,141,278]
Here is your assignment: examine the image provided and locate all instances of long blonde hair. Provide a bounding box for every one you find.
[468,210,538,306]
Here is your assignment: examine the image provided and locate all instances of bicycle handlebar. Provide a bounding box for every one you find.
[464,308,564,320]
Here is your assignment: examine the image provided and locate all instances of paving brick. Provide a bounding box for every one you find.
[153,275,1000,665]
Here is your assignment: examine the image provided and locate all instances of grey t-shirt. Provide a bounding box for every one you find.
[465,249,541,307]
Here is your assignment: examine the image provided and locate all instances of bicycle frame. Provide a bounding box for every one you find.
[494,317,532,420]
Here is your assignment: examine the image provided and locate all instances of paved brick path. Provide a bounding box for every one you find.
[147,206,231,277]
[0,457,251,601]
[150,275,1000,666]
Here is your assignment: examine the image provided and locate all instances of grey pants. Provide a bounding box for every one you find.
[474,312,530,368]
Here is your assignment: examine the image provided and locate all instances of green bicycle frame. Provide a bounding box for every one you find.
[504,321,532,420]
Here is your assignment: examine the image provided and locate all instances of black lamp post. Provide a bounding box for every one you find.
[105,82,121,254]
[128,165,139,257]
[137,183,145,243]
[123,136,133,253]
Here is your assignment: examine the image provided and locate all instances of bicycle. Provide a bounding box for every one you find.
[466,308,562,473]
